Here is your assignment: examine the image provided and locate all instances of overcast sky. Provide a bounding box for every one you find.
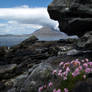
[0,0,59,35]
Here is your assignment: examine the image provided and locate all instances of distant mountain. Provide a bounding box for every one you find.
[32,26,68,41]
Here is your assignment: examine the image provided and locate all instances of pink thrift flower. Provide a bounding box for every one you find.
[75,68,80,73]
[75,59,80,65]
[64,88,69,92]
[66,67,70,72]
[85,68,91,73]
[88,62,92,66]
[59,69,62,73]
[85,58,89,62]
[83,63,88,68]
[91,68,92,72]
[83,75,86,79]
[43,85,47,88]
[63,71,68,77]
[48,82,53,87]
[72,69,80,77]
[53,89,56,92]
[59,62,64,66]
[63,76,67,80]
[63,62,70,69]
[58,72,62,77]
[52,70,57,74]
[56,89,61,92]
[79,66,82,70]
[72,72,76,77]
[71,60,80,66]
[38,86,43,92]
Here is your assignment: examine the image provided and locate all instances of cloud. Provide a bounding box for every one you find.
[0,6,59,34]
[15,5,30,8]
[0,21,42,35]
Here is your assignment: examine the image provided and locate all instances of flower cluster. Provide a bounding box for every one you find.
[38,58,92,92]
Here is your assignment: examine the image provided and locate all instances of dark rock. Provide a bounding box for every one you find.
[73,78,92,92]
[20,63,53,92]
[48,0,92,36]
[7,72,28,92]
[0,64,17,79]
[8,88,16,92]
[77,31,92,50]
[21,35,38,46]
[0,46,8,65]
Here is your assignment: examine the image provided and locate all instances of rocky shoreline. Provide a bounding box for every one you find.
[0,32,92,92]
[0,0,92,92]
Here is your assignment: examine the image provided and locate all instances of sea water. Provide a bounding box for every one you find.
[0,36,29,47]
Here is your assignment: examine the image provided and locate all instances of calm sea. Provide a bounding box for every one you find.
[0,36,29,47]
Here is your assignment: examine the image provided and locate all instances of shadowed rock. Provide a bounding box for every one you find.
[48,0,92,37]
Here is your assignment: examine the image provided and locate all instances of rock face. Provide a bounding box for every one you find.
[77,31,92,50]
[48,0,92,37]
[73,78,92,92]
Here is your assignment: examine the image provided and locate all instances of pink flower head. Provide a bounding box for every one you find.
[72,68,80,77]
[66,67,70,72]
[83,63,88,68]
[48,82,53,87]
[71,60,80,66]
[59,69,62,73]
[63,62,70,69]
[63,71,68,77]
[63,76,67,80]
[59,62,64,66]
[79,66,83,70]
[53,89,56,92]
[91,68,92,72]
[43,85,47,88]
[72,72,76,77]
[64,88,69,92]
[85,58,89,62]
[85,68,91,73]
[88,62,92,66]
[83,75,86,79]
[56,89,61,92]
[75,68,80,73]
[38,86,43,92]
[58,72,62,77]
[52,70,57,74]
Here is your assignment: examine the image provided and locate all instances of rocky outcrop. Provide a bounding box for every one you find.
[0,64,17,79]
[0,46,8,65]
[48,0,92,37]
[73,78,92,92]
[0,31,92,92]
[77,31,92,50]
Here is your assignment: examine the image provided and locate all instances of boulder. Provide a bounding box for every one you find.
[0,46,8,65]
[73,78,92,92]
[77,31,92,50]
[48,0,92,37]
[20,63,53,92]
[0,64,17,79]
